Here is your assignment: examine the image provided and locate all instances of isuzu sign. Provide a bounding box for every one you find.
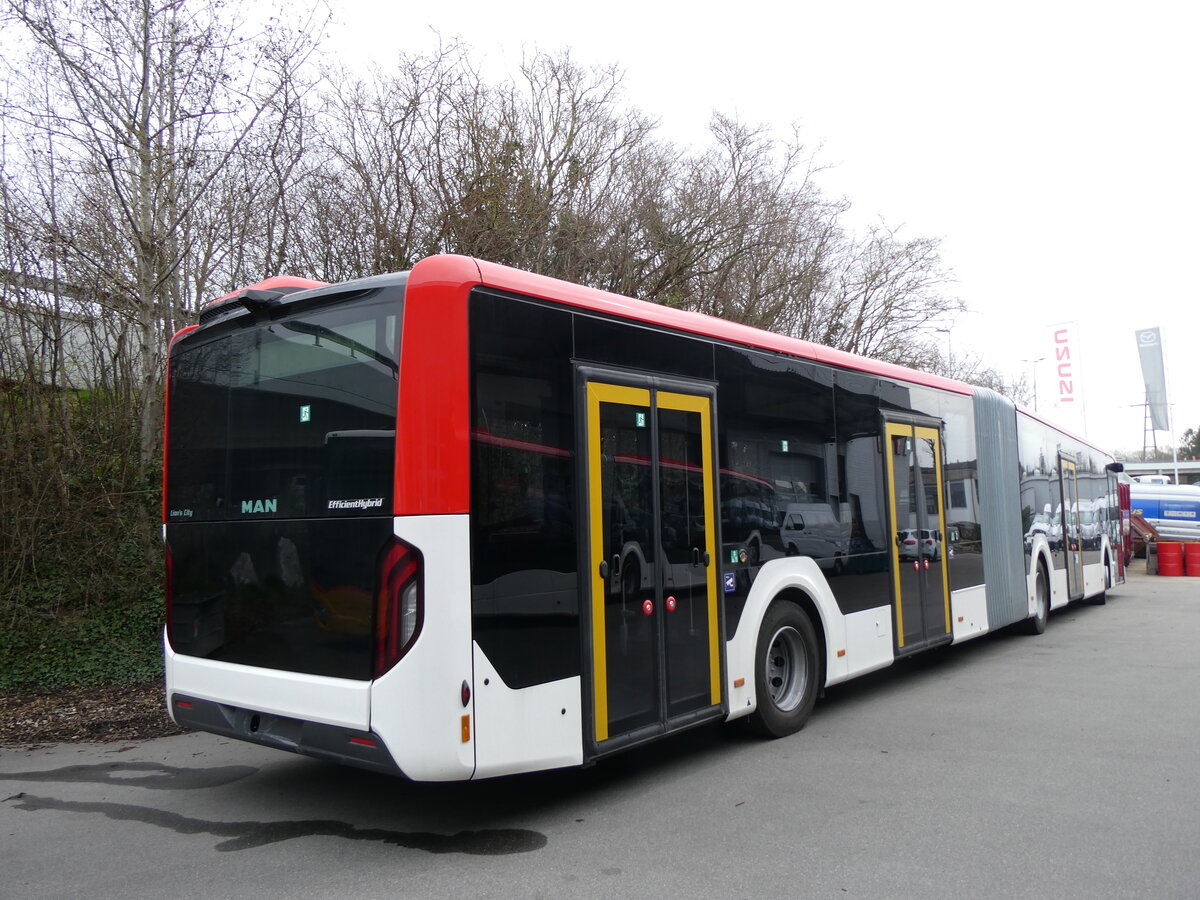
[1046,321,1086,435]
[1054,325,1076,405]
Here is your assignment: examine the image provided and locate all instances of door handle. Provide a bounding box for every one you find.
[599,554,623,581]
[691,548,711,567]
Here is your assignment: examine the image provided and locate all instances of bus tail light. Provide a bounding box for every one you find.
[375,537,424,678]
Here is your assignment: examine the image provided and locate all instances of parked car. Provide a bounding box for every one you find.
[897,528,940,560]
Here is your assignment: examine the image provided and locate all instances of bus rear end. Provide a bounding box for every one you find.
[164,272,440,777]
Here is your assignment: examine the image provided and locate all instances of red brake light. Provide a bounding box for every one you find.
[375,537,424,678]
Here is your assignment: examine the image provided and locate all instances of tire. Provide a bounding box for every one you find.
[748,601,820,738]
[1024,563,1049,635]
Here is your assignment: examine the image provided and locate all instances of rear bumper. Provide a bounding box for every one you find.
[164,632,394,774]
[165,634,371,730]
[170,693,403,777]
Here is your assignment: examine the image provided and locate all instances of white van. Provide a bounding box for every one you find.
[780,503,851,574]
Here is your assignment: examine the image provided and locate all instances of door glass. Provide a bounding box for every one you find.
[657,403,715,718]
[914,427,950,637]
[597,394,658,738]
[886,424,924,647]
[1061,459,1083,596]
[1107,473,1124,580]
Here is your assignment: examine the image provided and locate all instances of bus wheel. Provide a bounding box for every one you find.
[749,601,819,738]
[1025,563,1049,635]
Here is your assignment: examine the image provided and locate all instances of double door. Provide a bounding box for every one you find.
[584,375,722,749]
[1059,456,1085,600]
[883,418,951,652]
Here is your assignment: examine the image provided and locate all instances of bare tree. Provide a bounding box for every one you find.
[801,221,963,366]
[923,346,1033,406]
[657,115,843,333]
[3,0,324,462]
[430,49,660,281]
[309,45,478,280]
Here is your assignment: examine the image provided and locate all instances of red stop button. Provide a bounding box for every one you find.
[666,596,677,612]
[642,599,654,616]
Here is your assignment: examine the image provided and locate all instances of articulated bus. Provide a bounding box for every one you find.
[163,255,1125,780]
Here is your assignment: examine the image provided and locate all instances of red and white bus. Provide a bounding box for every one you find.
[163,255,1125,780]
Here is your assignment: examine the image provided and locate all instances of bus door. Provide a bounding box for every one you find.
[883,418,952,654]
[582,375,723,752]
[1107,466,1126,582]
[1059,455,1085,600]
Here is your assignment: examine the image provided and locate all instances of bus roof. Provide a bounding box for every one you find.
[415,255,976,398]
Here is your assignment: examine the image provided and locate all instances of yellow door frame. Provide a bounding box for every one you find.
[584,381,720,743]
[883,421,950,649]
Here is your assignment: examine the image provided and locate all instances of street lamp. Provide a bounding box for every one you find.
[1021,357,1045,411]
[935,328,952,367]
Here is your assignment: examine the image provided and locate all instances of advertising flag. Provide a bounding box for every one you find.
[1046,322,1085,434]
[1135,328,1168,430]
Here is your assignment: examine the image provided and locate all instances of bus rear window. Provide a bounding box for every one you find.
[167,290,401,521]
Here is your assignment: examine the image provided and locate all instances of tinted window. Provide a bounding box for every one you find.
[575,315,714,381]
[167,290,401,521]
[714,346,844,631]
[469,292,580,689]
[833,370,891,614]
[1018,413,1062,569]
[168,517,391,679]
[939,390,983,590]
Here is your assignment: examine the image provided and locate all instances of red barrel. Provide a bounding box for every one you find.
[1185,543,1200,577]
[1159,542,1184,576]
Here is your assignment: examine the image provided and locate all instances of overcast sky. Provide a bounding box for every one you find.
[333,0,1199,455]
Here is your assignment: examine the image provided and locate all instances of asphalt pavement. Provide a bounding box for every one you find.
[3,562,1198,899]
